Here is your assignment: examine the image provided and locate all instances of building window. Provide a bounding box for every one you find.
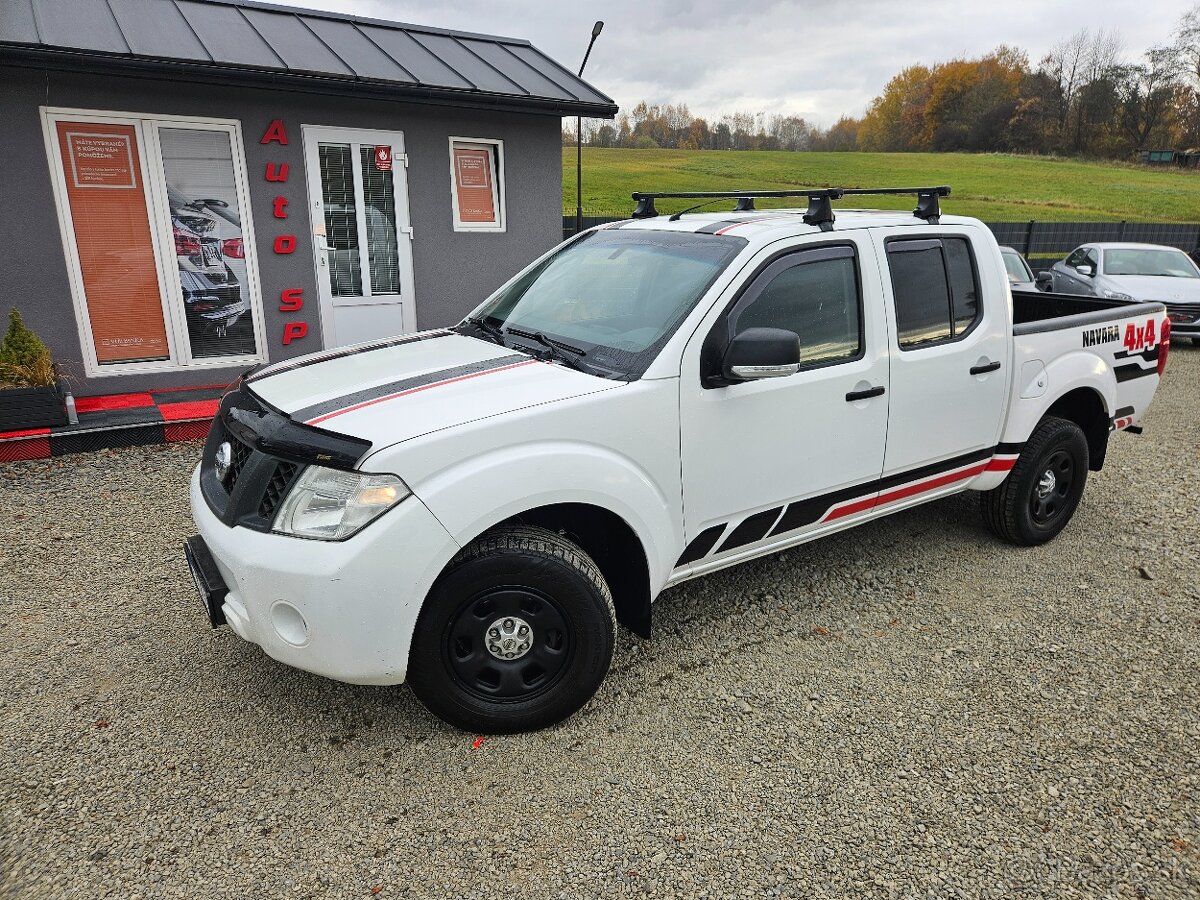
[43,109,265,377]
[448,137,505,233]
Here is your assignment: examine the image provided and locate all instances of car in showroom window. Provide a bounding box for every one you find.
[459,229,747,379]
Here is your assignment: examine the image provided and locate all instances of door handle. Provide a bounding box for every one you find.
[970,360,1002,375]
[845,385,885,402]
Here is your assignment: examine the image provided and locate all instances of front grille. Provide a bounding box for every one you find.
[1165,303,1199,325]
[202,415,306,532]
[223,429,252,492]
[259,461,299,520]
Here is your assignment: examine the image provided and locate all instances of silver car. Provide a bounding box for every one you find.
[999,245,1037,291]
[1041,243,1200,344]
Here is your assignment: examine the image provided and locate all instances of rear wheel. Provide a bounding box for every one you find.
[981,416,1089,546]
[407,525,615,733]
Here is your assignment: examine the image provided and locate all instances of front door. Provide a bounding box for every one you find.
[678,236,890,572]
[302,127,416,349]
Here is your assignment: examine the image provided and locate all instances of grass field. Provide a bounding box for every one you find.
[562,149,1200,222]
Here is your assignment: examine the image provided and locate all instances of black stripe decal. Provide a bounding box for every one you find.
[1113,405,1135,418]
[291,353,529,423]
[717,506,784,554]
[1113,346,1160,362]
[695,219,743,234]
[1114,363,1157,383]
[678,446,1013,568]
[248,330,453,383]
[676,525,726,566]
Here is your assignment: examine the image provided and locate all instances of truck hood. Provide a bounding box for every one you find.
[245,329,619,450]
[1104,275,1200,304]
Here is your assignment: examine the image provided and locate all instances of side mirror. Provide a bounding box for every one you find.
[722,327,801,381]
[1035,271,1053,292]
[1075,264,1093,277]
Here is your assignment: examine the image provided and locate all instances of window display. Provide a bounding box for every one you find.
[46,112,263,376]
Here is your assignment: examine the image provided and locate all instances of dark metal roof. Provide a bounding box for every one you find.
[0,0,617,117]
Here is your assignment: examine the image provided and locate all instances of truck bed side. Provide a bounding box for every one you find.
[994,290,1167,472]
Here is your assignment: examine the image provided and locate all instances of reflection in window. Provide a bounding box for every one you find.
[318,143,361,297]
[888,237,981,349]
[359,146,400,295]
[734,255,861,367]
[159,127,256,359]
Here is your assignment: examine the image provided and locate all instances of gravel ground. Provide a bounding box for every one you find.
[2,347,1198,900]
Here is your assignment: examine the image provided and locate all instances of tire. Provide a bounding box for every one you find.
[981,416,1089,546]
[407,525,615,733]
[1190,336,1200,347]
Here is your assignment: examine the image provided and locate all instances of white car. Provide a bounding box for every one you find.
[1041,242,1200,344]
[185,187,1170,733]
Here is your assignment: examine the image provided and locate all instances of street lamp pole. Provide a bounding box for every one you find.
[576,20,604,236]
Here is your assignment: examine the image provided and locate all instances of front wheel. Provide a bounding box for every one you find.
[407,525,615,733]
[981,416,1089,546]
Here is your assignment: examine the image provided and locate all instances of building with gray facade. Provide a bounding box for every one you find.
[0,0,616,396]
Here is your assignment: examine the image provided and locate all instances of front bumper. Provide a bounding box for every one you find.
[188,465,460,685]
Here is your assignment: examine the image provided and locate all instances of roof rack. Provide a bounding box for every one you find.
[630,185,951,228]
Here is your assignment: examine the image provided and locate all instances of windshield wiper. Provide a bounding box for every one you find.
[460,316,507,345]
[504,326,588,370]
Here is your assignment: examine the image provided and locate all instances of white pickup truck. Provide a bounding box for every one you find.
[185,187,1170,733]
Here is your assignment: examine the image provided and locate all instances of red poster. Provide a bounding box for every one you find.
[374,145,393,171]
[453,147,497,223]
[56,122,169,363]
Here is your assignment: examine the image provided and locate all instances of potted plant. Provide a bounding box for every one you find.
[0,309,68,430]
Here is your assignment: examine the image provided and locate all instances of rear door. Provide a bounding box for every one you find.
[873,227,1009,488]
[677,234,890,571]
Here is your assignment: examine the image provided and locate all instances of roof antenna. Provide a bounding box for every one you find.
[733,197,755,212]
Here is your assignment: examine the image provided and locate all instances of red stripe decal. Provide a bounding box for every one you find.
[823,462,989,523]
[985,457,1017,472]
[714,214,797,236]
[305,360,538,425]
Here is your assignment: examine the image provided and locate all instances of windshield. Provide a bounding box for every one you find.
[1001,250,1033,283]
[1103,248,1199,278]
[466,229,747,379]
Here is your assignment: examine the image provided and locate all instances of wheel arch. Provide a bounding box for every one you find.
[1042,386,1110,471]
[492,503,653,638]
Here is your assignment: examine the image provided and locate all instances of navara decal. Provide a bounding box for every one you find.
[1082,324,1120,347]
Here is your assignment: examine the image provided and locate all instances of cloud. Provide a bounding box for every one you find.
[289,0,1187,125]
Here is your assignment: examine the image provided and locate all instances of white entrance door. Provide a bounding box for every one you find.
[302,127,416,349]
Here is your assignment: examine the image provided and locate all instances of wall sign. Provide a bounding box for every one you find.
[375,145,393,171]
[261,119,308,348]
[65,131,138,189]
[449,138,505,232]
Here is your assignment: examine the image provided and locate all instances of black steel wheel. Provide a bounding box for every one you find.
[981,415,1089,546]
[408,525,615,733]
[444,587,572,702]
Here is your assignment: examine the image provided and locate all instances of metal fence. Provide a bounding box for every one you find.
[562,215,1200,271]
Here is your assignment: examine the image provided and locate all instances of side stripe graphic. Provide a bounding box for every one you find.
[295,354,534,425]
[1114,362,1157,382]
[677,443,1025,569]
[248,329,453,383]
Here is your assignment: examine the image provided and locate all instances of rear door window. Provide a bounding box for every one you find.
[886,237,981,349]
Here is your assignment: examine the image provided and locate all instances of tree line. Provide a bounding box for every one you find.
[565,5,1200,159]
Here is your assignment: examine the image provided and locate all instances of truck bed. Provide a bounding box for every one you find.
[1011,289,1165,335]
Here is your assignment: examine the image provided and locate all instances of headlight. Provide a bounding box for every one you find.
[272,465,410,540]
[1103,289,1134,301]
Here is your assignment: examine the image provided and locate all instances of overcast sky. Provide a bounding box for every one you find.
[299,0,1191,125]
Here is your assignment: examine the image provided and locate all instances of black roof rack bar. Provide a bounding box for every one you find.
[629,185,951,224]
[839,185,951,222]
